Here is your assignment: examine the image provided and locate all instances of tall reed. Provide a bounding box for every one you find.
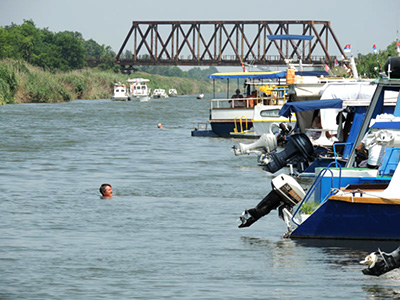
[0,59,222,104]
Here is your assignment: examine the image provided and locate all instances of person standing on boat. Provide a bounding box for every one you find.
[99,183,113,198]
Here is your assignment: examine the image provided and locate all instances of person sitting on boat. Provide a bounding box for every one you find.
[307,114,322,140]
[230,89,245,107]
[232,89,243,99]
[356,132,383,169]
[99,183,113,198]
[247,90,258,108]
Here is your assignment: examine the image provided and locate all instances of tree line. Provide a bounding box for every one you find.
[0,20,114,71]
[0,20,218,78]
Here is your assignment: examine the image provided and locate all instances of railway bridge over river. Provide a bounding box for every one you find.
[116,20,348,70]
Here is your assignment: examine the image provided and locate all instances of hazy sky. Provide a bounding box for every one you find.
[1,0,399,66]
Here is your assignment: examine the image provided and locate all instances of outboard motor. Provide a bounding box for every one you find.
[261,133,314,174]
[238,174,305,228]
[384,56,400,79]
[276,122,293,145]
[361,246,400,276]
[232,133,277,156]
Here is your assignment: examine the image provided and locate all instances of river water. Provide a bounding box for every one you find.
[1,95,400,299]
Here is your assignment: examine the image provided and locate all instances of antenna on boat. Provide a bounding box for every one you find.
[349,55,359,80]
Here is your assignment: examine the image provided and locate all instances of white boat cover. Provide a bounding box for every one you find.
[319,82,377,131]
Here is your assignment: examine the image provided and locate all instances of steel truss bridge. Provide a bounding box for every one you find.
[116,20,347,69]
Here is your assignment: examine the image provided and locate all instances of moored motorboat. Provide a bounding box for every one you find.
[112,82,128,101]
[152,89,169,99]
[192,71,295,137]
[127,78,151,102]
[197,93,204,99]
[168,89,178,97]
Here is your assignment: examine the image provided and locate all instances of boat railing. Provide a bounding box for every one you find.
[211,95,287,109]
[291,161,342,226]
[333,142,354,164]
[233,116,249,133]
[192,121,211,131]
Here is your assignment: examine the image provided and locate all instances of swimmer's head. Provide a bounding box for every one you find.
[100,183,113,198]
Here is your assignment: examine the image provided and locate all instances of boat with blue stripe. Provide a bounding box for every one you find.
[192,70,330,137]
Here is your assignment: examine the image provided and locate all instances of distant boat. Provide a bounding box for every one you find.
[197,93,204,99]
[152,89,169,99]
[112,82,128,101]
[127,78,151,102]
[168,89,178,97]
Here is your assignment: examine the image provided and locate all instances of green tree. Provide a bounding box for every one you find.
[85,39,104,59]
[356,41,399,78]
[54,31,87,71]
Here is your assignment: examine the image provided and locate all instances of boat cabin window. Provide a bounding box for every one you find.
[260,109,281,117]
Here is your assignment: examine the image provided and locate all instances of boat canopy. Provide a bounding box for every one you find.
[208,70,329,80]
[208,71,286,79]
[296,70,330,77]
[267,34,314,41]
[279,99,343,117]
[370,121,400,129]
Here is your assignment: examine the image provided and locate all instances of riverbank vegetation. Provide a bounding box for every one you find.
[0,20,224,104]
[0,59,223,104]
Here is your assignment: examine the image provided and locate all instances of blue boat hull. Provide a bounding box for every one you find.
[290,199,400,240]
[210,121,253,137]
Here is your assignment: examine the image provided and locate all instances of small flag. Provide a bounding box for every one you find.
[373,44,377,53]
[397,39,400,53]
[241,62,247,72]
[324,64,330,73]
[344,44,351,52]
[335,60,339,67]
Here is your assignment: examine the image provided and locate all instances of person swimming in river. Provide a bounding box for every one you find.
[99,183,113,198]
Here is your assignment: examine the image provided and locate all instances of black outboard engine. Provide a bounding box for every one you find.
[384,56,400,79]
[361,246,400,276]
[239,174,305,228]
[261,133,314,174]
[276,122,293,145]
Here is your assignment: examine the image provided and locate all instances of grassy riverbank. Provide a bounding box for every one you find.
[0,59,222,104]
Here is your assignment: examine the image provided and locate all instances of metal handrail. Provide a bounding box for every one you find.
[233,116,249,133]
[333,142,353,165]
[210,96,287,109]
[291,161,342,226]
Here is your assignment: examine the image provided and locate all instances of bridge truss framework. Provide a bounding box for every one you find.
[116,20,347,69]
